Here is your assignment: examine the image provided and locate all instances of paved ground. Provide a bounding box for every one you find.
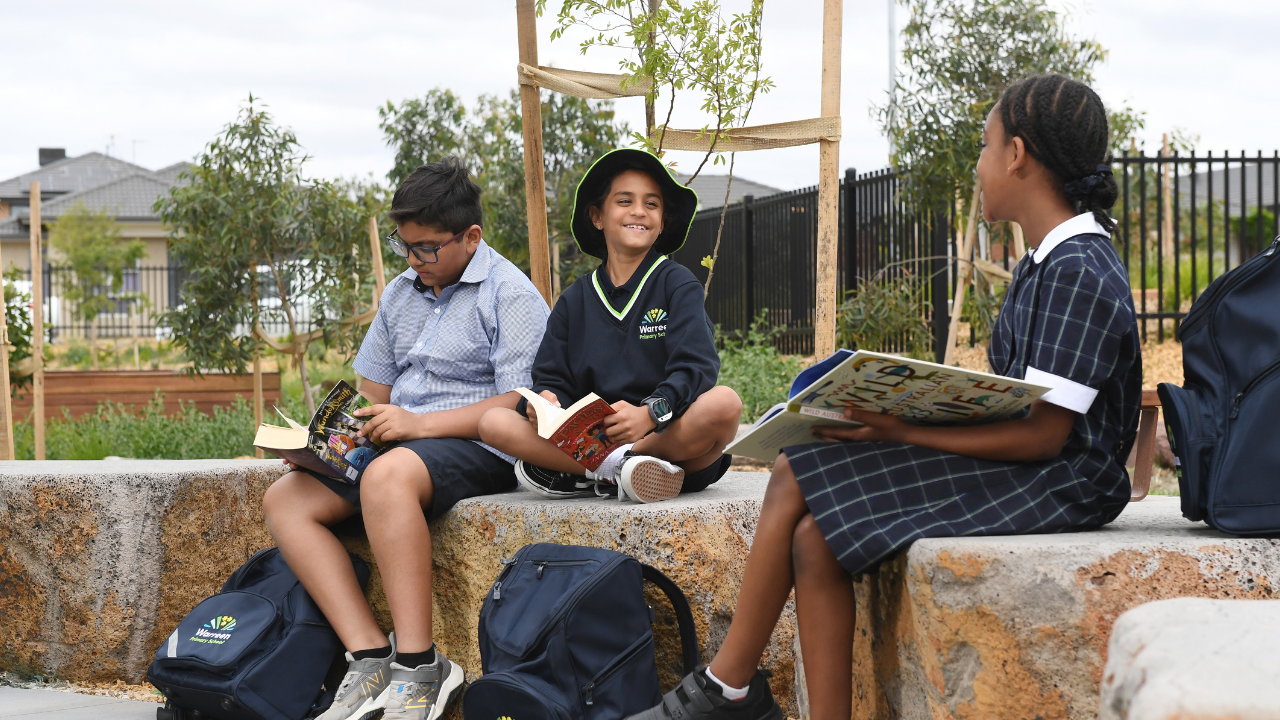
[0,687,160,719]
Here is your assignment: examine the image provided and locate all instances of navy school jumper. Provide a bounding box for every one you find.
[526,248,719,419]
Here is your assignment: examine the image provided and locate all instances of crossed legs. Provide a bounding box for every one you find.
[478,386,743,475]
[708,453,855,720]
[262,448,439,655]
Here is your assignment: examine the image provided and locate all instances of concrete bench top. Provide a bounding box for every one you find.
[1101,597,1280,720]
[2,460,1277,720]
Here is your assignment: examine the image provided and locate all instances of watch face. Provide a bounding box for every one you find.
[651,397,672,421]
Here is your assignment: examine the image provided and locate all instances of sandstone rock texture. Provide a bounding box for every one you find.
[0,463,799,714]
[6,461,1278,720]
[1099,597,1280,720]
[848,496,1280,720]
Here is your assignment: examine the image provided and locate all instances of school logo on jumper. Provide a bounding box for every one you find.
[639,308,668,339]
[190,615,237,645]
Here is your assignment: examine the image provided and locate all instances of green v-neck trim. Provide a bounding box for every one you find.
[592,255,667,322]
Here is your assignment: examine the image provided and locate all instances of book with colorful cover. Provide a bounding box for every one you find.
[515,388,619,472]
[726,350,1052,461]
[253,380,385,483]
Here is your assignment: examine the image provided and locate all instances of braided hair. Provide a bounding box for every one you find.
[998,74,1118,233]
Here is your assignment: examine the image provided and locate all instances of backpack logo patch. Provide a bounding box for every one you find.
[190,615,237,644]
[639,308,668,339]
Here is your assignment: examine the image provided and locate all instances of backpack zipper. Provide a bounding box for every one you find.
[522,555,627,656]
[534,560,592,579]
[1230,358,1280,419]
[1179,236,1279,340]
[491,556,519,601]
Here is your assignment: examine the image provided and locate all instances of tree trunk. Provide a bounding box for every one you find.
[296,348,315,417]
[703,153,737,299]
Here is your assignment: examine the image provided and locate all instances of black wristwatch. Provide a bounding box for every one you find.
[642,395,674,433]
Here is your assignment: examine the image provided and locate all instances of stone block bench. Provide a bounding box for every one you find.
[2,461,1278,720]
[1100,597,1280,720]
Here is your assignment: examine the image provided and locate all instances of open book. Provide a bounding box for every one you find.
[515,388,619,472]
[726,350,1052,462]
[253,380,385,483]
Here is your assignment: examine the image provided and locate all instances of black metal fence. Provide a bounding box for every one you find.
[671,168,953,357]
[18,265,299,343]
[1114,150,1280,341]
[674,152,1280,357]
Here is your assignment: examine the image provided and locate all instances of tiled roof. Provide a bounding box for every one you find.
[0,172,176,239]
[0,152,152,201]
[39,173,174,220]
[674,173,785,210]
[152,162,195,186]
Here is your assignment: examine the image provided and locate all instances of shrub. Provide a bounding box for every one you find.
[716,313,804,423]
[13,392,257,460]
[837,274,935,359]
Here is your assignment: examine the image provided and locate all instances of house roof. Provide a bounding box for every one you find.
[674,173,785,210]
[0,153,188,239]
[38,172,174,221]
[0,152,153,203]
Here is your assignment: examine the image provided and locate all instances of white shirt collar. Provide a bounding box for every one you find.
[1031,213,1110,264]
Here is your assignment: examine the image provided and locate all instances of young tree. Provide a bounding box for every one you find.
[877,0,1136,214]
[545,0,772,295]
[48,202,147,369]
[157,97,372,415]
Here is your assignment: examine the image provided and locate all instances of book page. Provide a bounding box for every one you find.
[514,388,565,437]
[791,351,1050,425]
[726,411,857,462]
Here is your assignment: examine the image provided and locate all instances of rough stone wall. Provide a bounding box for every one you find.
[846,497,1280,719]
[0,460,278,683]
[0,463,798,714]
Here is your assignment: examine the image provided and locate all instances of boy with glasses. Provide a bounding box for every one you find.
[262,157,548,720]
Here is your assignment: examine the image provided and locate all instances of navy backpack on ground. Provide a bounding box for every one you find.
[1158,235,1280,535]
[148,547,369,720]
[463,543,700,720]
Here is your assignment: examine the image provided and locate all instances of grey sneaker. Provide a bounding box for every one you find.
[378,652,466,720]
[317,633,396,720]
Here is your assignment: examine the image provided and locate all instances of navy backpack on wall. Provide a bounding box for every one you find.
[148,547,369,720]
[463,543,700,720]
[1158,235,1280,535]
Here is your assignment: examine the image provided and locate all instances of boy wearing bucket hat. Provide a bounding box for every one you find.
[478,148,743,503]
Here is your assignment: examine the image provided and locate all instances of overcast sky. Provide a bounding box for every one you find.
[3,0,1278,191]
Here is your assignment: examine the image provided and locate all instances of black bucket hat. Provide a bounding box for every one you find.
[571,148,700,259]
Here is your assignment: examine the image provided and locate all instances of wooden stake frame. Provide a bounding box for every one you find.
[814,0,843,359]
[29,182,45,460]
[943,178,982,366]
[516,0,554,307]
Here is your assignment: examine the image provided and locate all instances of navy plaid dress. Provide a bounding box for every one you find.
[786,232,1142,575]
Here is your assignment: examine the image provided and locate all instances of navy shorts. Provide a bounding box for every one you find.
[305,437,516,521]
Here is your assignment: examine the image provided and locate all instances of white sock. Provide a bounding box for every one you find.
[705,667,749,701]
[587,443,632,482]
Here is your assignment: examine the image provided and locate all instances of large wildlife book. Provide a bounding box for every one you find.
[727,350,1052,462]
[515,388,619,472]
[253,381,385,483]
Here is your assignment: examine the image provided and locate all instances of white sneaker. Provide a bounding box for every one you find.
[617,454,685,503]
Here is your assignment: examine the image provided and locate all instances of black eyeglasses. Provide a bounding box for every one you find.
[385,227,466,264]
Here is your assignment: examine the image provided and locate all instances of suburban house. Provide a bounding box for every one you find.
[0,148,190,271]
[0,149,191,341]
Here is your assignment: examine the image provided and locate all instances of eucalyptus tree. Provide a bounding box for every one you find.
[157,97,371,415]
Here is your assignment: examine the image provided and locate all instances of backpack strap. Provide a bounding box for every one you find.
[641,564,701,674]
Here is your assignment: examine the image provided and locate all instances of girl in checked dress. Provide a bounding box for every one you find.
[626,74,1142,720]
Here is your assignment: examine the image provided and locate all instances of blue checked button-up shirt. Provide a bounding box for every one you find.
[353,240,549,460]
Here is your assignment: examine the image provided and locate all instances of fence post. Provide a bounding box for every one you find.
[742,195,755,330]
[843,168,857,292]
